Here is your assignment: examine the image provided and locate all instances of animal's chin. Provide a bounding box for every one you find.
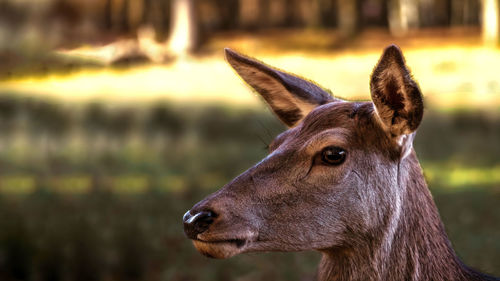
[192,239,248,259]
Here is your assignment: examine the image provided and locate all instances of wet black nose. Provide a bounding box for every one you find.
[183,210,216,239]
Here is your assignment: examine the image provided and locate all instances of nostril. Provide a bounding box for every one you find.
[183,210,192,222]
[183,210,216,224]
[190,211,216,224]
[183,210,217,239]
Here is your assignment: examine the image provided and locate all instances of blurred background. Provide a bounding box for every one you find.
[0,0,499,280]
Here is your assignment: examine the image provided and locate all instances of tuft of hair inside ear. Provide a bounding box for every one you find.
[370,45,424,139]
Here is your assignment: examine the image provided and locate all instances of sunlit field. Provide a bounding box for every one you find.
[2,47,500,110]
[0,30,499,280]
[2,29,500,110]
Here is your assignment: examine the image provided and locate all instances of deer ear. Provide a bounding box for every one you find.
[370,45,424,140]
[225,48,336,127]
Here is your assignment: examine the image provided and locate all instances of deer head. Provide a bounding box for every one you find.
[183,45,424,260]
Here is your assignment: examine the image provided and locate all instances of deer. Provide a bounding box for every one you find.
[182,45,499,281]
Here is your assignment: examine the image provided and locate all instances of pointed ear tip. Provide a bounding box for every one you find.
[377,44,407,67]
[224,48,248,68]
[384,44,401,52]
[224,47,234,58]
[224,47,240,61]
[382,44,404,58]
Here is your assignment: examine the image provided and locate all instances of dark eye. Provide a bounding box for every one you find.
[320,146,346,165]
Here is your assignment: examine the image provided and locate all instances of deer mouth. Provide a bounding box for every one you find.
[191,234,255,259]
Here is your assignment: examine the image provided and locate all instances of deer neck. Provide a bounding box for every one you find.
[317,153,485,281]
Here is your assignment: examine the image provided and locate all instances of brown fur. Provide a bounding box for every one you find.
[183,45,499,281]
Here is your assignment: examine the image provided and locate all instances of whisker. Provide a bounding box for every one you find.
[255,133,270,151]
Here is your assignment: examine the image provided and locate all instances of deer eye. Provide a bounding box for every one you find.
[320,146,346,166]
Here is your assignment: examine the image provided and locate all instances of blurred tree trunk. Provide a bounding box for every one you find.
[387,0,419,36]
[168,0,198,55]
[142,0,151,24]
[149,0,170,41]
[284,0,296,26]
[450,0,480,25]
[259,0,270,27]
[319,0,337,27]
[269,0,287,27]
[121,0,130,32]
[106,0,129,33]
[216,0,239,30]
[127,0,144,31]
[299,0,320,27]
[337,0,358,37]
[239,0,261,28]
[104,0,112,29]
[482,0,499,46]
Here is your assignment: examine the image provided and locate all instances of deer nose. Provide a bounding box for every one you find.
[183,210,216,239]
